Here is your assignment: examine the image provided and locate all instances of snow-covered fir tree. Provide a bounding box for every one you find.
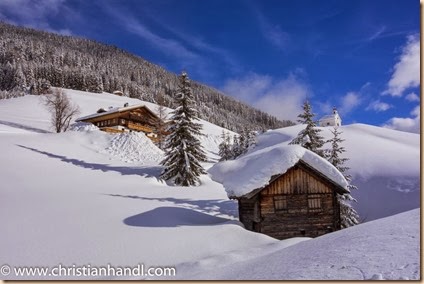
[247,128,257,150]
[238,129,248,155]
[289,100,326,157]
[218,130,233,161]
[230,134,241,159]
[327,127,360,228]
[160,72,207,186]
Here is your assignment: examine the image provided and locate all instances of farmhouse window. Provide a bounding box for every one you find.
[274,196,287,211]
[308,194,322,212]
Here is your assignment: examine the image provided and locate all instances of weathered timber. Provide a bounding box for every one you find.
[237,161,344,240]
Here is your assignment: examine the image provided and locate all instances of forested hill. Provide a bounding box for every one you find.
[0,22,294,132]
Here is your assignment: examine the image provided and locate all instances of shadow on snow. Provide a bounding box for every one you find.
[105,194,238,219]
[123,206,238,227]
[0,120,51,134]
[16,144,162,179]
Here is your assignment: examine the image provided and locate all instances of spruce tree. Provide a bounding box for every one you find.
[327,127,360,228]
[231,134,241,159]
[247,129,257,150]
[218,130,232,161]
[238,128,248,155]
[289,100,326,157]
[160,72,207,186]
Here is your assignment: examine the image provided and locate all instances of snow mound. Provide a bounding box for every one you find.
[69,121,99,132]
[209,144,348,198]
[105,132,164,164]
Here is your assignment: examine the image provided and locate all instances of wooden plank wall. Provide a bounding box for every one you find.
[262,165,332,196]
[238,164,340,240]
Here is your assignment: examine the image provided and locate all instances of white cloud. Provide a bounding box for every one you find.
[366,100,393,112]
[339,92,361,115]
[383,105,420,133]
[222,73,309,121]
[0,0,73,35]
[383,34,420,97]
[405,92,420,102]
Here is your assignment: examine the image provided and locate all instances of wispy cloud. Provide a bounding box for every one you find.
[405,92,420,102]
[368,25,386,41]
[222,72,310,121]
[383,105,420,133]
[0,0,74,35]
[105,10,197,62]
[146,19,241,74]
[339,92,362,115]
[366,100,393,112]
[249,4,290,50]
[383,34,420,97]
[101,2,239,83]
[317,83,369,118]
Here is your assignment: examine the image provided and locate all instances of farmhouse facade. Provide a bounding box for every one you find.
[76,104,166,141]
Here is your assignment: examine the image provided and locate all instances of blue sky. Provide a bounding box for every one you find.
[0,0,420,132]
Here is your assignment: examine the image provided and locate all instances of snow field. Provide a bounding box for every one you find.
[0,89,420,280]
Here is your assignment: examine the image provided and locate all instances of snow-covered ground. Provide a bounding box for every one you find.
[177,209,420,280]
[0,89,420,280]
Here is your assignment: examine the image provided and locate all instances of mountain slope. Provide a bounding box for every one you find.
[0,21,293,132]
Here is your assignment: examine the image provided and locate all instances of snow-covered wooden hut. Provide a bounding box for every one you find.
[319,107,342,127]
[208,145,349,240]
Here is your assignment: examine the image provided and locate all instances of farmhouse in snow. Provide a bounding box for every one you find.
[319,107,342,127]
[208,145,349,240]
[76,104,166,142]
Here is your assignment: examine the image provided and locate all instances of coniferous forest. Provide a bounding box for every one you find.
[0,22,294,132]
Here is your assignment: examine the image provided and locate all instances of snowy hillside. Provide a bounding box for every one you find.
[178,209,420,280]
[0,89,233,161]
[0,89,419,280]
[249,124,420,221]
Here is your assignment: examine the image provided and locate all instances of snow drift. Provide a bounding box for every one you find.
[105,132,164,164]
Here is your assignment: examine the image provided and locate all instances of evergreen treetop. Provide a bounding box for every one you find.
[160,72,207,186]
[290,100,326,157]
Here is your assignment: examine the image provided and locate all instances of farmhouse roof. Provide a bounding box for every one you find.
[76,104,159,122]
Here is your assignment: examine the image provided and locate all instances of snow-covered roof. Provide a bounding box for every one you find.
[76,104,158,122]
[208,144,349,198]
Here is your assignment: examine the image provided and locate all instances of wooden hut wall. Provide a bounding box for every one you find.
[259,165,339,239]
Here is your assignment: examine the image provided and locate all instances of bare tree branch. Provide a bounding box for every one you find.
[43,88,80,133]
